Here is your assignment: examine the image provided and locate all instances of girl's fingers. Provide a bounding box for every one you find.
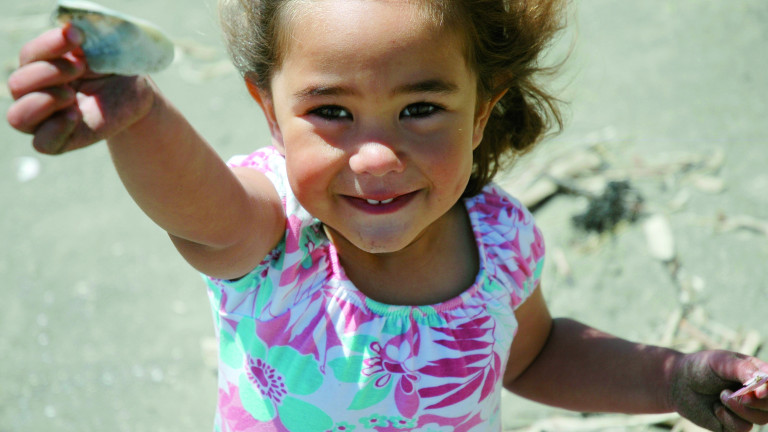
[714,403,755,432]
[719,393,768,431]
[723,390,768,413]
[706,352,762,387]
[7,57,86,100]
[19,25,83,66]
[31,107,80,155]
[7,86,76,134]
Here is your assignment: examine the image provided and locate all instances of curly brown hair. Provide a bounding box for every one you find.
[219,0,566,196]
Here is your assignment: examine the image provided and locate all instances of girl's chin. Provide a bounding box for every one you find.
[348,234,415,255]
[354,242,410,255]
[327,226,420,255]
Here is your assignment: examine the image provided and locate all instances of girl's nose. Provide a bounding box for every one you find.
[348,142,405,177]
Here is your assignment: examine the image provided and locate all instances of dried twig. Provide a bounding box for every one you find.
[718,214,768,238]
[507,413,680,432]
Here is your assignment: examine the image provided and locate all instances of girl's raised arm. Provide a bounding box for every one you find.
[7,26,286,279]
[106,89,286,280]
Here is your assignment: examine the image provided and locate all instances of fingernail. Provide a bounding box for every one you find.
[713,403,726,420]
[720,390,733,403]
[65,25,83,45]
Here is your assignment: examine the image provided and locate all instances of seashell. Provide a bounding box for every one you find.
[643,214,675,262]
[728,373,768,400]
[55,0,174,75]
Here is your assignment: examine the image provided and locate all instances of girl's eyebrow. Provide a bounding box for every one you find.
[293,85,350,100]
[393,79,459,95]
[292,79,459,101]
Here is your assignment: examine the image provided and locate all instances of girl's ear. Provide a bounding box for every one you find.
[472,89,507,150]
[245,74,285,152]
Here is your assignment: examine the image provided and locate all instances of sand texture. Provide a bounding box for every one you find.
[1,1,766,430]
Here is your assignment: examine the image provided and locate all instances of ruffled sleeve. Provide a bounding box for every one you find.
[204,146,332,320]
[467,184,545,310]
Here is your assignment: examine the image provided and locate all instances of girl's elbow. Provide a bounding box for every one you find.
[168,234,265,279]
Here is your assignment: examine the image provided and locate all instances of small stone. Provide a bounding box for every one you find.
[44,405,57,418]
[149,367,164,382]
[14,156,41,182]
[643,214,676,262]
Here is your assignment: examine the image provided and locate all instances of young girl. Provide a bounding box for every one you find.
[7,0,768,431]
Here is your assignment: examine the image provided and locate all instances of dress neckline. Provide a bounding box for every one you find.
[323,194,489,316]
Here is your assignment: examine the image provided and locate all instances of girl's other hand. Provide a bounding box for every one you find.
[670,350,768,431]
[6,24,155,154]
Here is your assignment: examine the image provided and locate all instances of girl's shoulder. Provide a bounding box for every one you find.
[227,146,288,198]
[465,183,539,234]
[227,146,312,223]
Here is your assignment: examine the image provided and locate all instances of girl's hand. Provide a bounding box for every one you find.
[6,24,155,154]
[670,350,768,431]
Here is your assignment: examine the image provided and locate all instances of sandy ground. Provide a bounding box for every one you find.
[1,1,767,431]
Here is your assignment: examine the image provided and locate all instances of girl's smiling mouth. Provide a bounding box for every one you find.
[342,191,419,214]
[365,198,394,205]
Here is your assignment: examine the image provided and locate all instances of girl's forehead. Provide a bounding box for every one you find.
[289,0,440,23]
[277,0,467,66]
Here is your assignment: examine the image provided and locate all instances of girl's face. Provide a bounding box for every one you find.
[260,0,497,255]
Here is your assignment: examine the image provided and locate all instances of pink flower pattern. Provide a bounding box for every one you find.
[246,355,287,404]
[205,147,545,431]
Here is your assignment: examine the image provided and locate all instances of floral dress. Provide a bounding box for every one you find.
[205,147,545,432]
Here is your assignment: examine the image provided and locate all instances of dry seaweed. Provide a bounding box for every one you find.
[571,180,643,233]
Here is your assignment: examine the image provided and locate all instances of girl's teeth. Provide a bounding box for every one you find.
[366,198,395,205]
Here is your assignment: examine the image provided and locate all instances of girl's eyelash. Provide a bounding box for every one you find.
[310,105,352,120]
[401,103,442,118]
[309,103,443,120]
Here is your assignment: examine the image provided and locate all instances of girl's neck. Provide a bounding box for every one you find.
[325,202,479,306]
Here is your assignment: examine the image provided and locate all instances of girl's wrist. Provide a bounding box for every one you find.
[662,349,687,414]
[107,75,162,147]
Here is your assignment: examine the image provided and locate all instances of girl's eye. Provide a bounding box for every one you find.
[401,103,440,118]
[311,105,352,120]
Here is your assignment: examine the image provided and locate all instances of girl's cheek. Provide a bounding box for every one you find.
[286,145,342,194]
